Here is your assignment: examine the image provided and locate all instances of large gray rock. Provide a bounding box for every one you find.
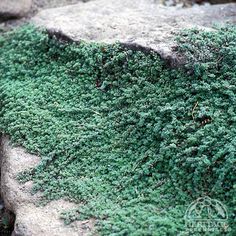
[0,0,32,19]
[0,136,95,236]
[33,0,236,65]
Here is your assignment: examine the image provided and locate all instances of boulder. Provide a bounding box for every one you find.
[0,136,95,236]
[33,0,236,65]
[0,0,32,19]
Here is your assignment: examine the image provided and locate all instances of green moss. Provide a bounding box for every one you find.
[0,25,235,235]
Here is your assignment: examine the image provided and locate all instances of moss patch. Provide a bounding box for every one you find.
[0,25,235,235]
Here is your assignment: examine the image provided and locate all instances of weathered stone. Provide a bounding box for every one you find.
[0,136,95,236]
[208,0,235,3]
[0,0,32,19]
[33,0,236,65]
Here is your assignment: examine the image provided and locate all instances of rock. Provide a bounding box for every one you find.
[208,0,235,3]
[33,0,236,66]
[0,0,32,19]
[163,0,235,6]
[31,0,89,15]
[0,136,95,236]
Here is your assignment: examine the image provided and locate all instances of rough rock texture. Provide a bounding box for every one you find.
[31,0,89,15]
[33,0,236,65]
[33,0,87,9]
[0,0,88,32]
[0,0,32,19]
[0,136,95,236]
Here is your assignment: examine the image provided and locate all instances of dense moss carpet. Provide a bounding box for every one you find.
[0,26,235,235]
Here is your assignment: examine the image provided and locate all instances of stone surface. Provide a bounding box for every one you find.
[0,0,88,32]
[0,136,95,236]
[33,0,236,65]
[0,0,32,19]
[31,0,88,15]
[33,0,86,9]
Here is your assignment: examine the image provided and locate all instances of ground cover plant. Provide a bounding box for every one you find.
[0,25,235,235]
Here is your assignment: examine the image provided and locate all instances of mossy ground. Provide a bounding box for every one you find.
[0,26,235,235]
